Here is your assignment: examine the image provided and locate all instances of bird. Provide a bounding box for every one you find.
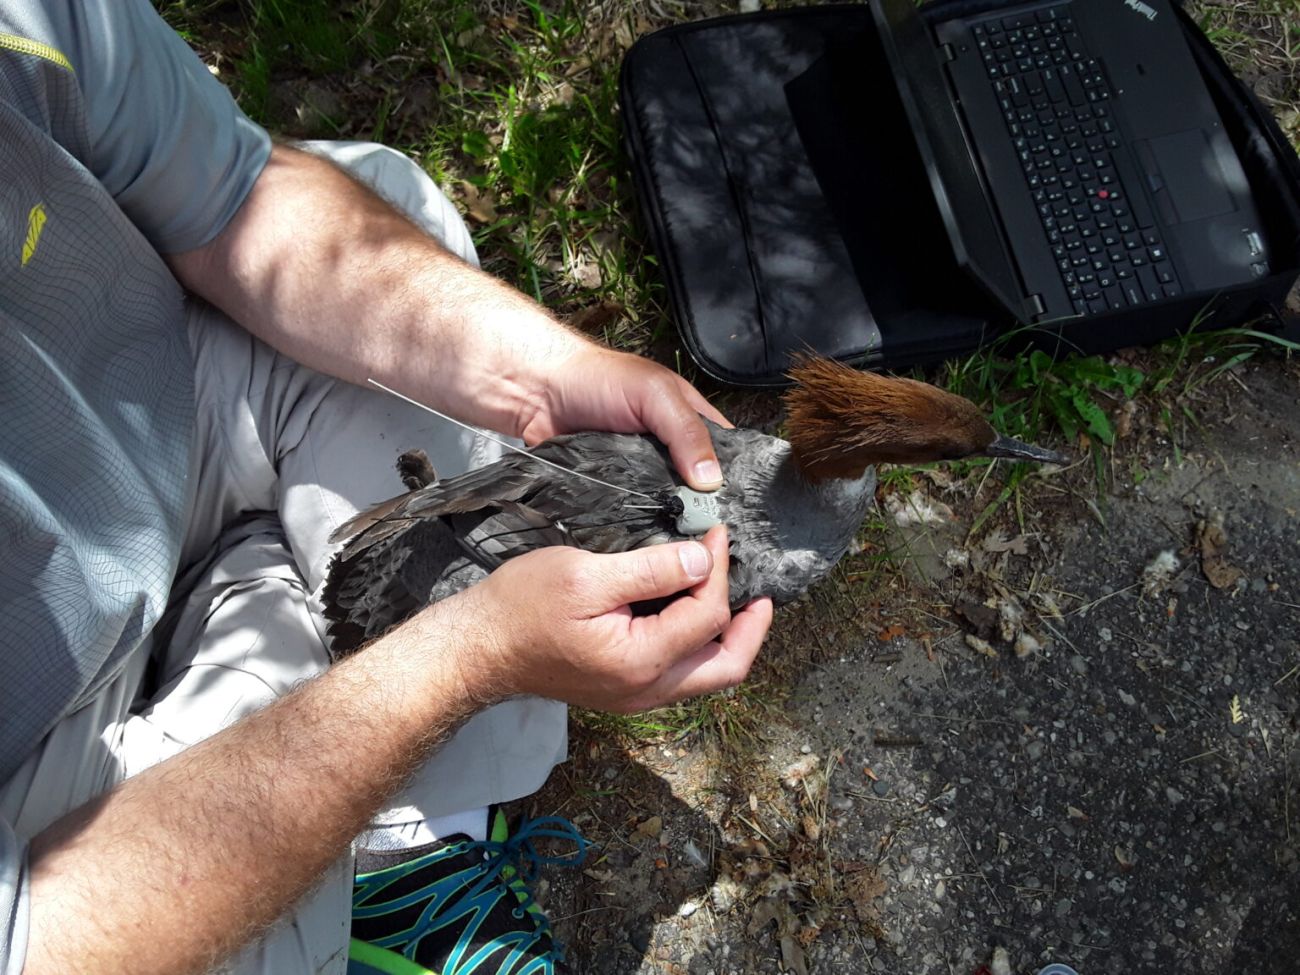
[321,356,1068,656]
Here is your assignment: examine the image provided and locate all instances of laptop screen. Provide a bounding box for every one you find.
[870,0,1028,319]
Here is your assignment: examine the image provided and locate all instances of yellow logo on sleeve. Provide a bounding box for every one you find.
[22,203,47,267]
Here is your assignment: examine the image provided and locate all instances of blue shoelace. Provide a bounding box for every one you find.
[461,816,592,952]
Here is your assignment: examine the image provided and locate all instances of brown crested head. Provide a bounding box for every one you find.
[783,356,1068,481]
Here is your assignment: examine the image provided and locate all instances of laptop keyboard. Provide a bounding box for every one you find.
[970,5,1184,316]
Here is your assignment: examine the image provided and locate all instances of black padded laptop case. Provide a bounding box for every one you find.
[620,1,1300,386]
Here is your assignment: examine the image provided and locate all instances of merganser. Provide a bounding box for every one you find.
[322,356,1066,655]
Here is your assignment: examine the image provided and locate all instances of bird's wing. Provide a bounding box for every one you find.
[323,431,684,653]
[322,516,478,655]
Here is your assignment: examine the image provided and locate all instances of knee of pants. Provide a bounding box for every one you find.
[131,528,329,757]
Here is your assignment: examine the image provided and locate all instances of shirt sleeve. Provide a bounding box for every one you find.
[0,821,28,975]
[51,0,273,253]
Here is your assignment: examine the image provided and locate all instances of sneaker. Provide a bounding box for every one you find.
[348,809,589,975]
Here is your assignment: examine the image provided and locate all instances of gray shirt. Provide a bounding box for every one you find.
[0,1,270,967]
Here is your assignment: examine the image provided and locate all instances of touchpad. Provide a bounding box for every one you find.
[1137,130,1237,224]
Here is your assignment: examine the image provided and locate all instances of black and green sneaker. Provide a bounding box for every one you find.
[347,810,589,975]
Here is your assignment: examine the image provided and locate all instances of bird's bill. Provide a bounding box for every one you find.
[982,434,1070,466]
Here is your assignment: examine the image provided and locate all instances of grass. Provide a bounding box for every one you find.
[154,0,1298,739]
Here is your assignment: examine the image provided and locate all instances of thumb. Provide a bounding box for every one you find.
[585,540,715,611]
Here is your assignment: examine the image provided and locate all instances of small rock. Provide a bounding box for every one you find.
[1026,740,1046,761]
[990,946,1013,975]
[677,899,699,918]
[1055,897,1073,917]
[1118,690,1137,706]
[1098,626,1113,643]
[873,779,891,797]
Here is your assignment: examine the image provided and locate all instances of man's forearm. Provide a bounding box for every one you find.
[23,599,494,975]
[168,143,587,439]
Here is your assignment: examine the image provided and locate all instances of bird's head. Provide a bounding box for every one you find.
[783,356,1069,482]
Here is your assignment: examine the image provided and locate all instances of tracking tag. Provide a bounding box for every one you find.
[671,486,723,535]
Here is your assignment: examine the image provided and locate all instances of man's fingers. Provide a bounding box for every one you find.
[582,536,716,610]
[633,526,733,651]
[621,596,773,712]
[638,379,724,491]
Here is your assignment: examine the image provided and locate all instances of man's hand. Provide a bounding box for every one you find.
[518,345,729,491]
[456,526,773,712]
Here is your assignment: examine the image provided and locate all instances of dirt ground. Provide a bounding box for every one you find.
[515,349,1300,975]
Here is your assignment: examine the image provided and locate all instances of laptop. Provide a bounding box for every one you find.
[870,0,1271,324]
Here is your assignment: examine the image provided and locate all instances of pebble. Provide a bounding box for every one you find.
[873,779,891,797]
[1070,655,1089,675]
[1056,897,1073,917]
[1118,690,1137,706]
[1026,740,1046,761]
[677,900,699,918]
[1099,627,1113,642]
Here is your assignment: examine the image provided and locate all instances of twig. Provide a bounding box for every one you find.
[735,813,779,848]
[1070,581,1140,616]
[845,790,900,804]
[954,822,1003,913]
[910,712,1018,726]
[1180,748,1223,765]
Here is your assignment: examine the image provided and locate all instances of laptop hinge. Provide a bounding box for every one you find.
[1024,294,1046,320]
[939,42,957,63]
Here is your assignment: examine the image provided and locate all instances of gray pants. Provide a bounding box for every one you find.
[0,142,567,974]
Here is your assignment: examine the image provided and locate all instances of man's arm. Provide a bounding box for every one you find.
[24,529,771,974]
[166,144,728,490]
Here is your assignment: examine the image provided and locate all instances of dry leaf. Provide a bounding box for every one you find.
[801,813,821,843]
[843,866,887,925]
[1197,512,1244,590]
[780,934,810,975]
[966,633,998,658]
[983,531,1030,555]
[746,898,781,937]
[567,300,624,334]
[460,182,499,224]
[634,815,662,840]
[1115,400,1137,439]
